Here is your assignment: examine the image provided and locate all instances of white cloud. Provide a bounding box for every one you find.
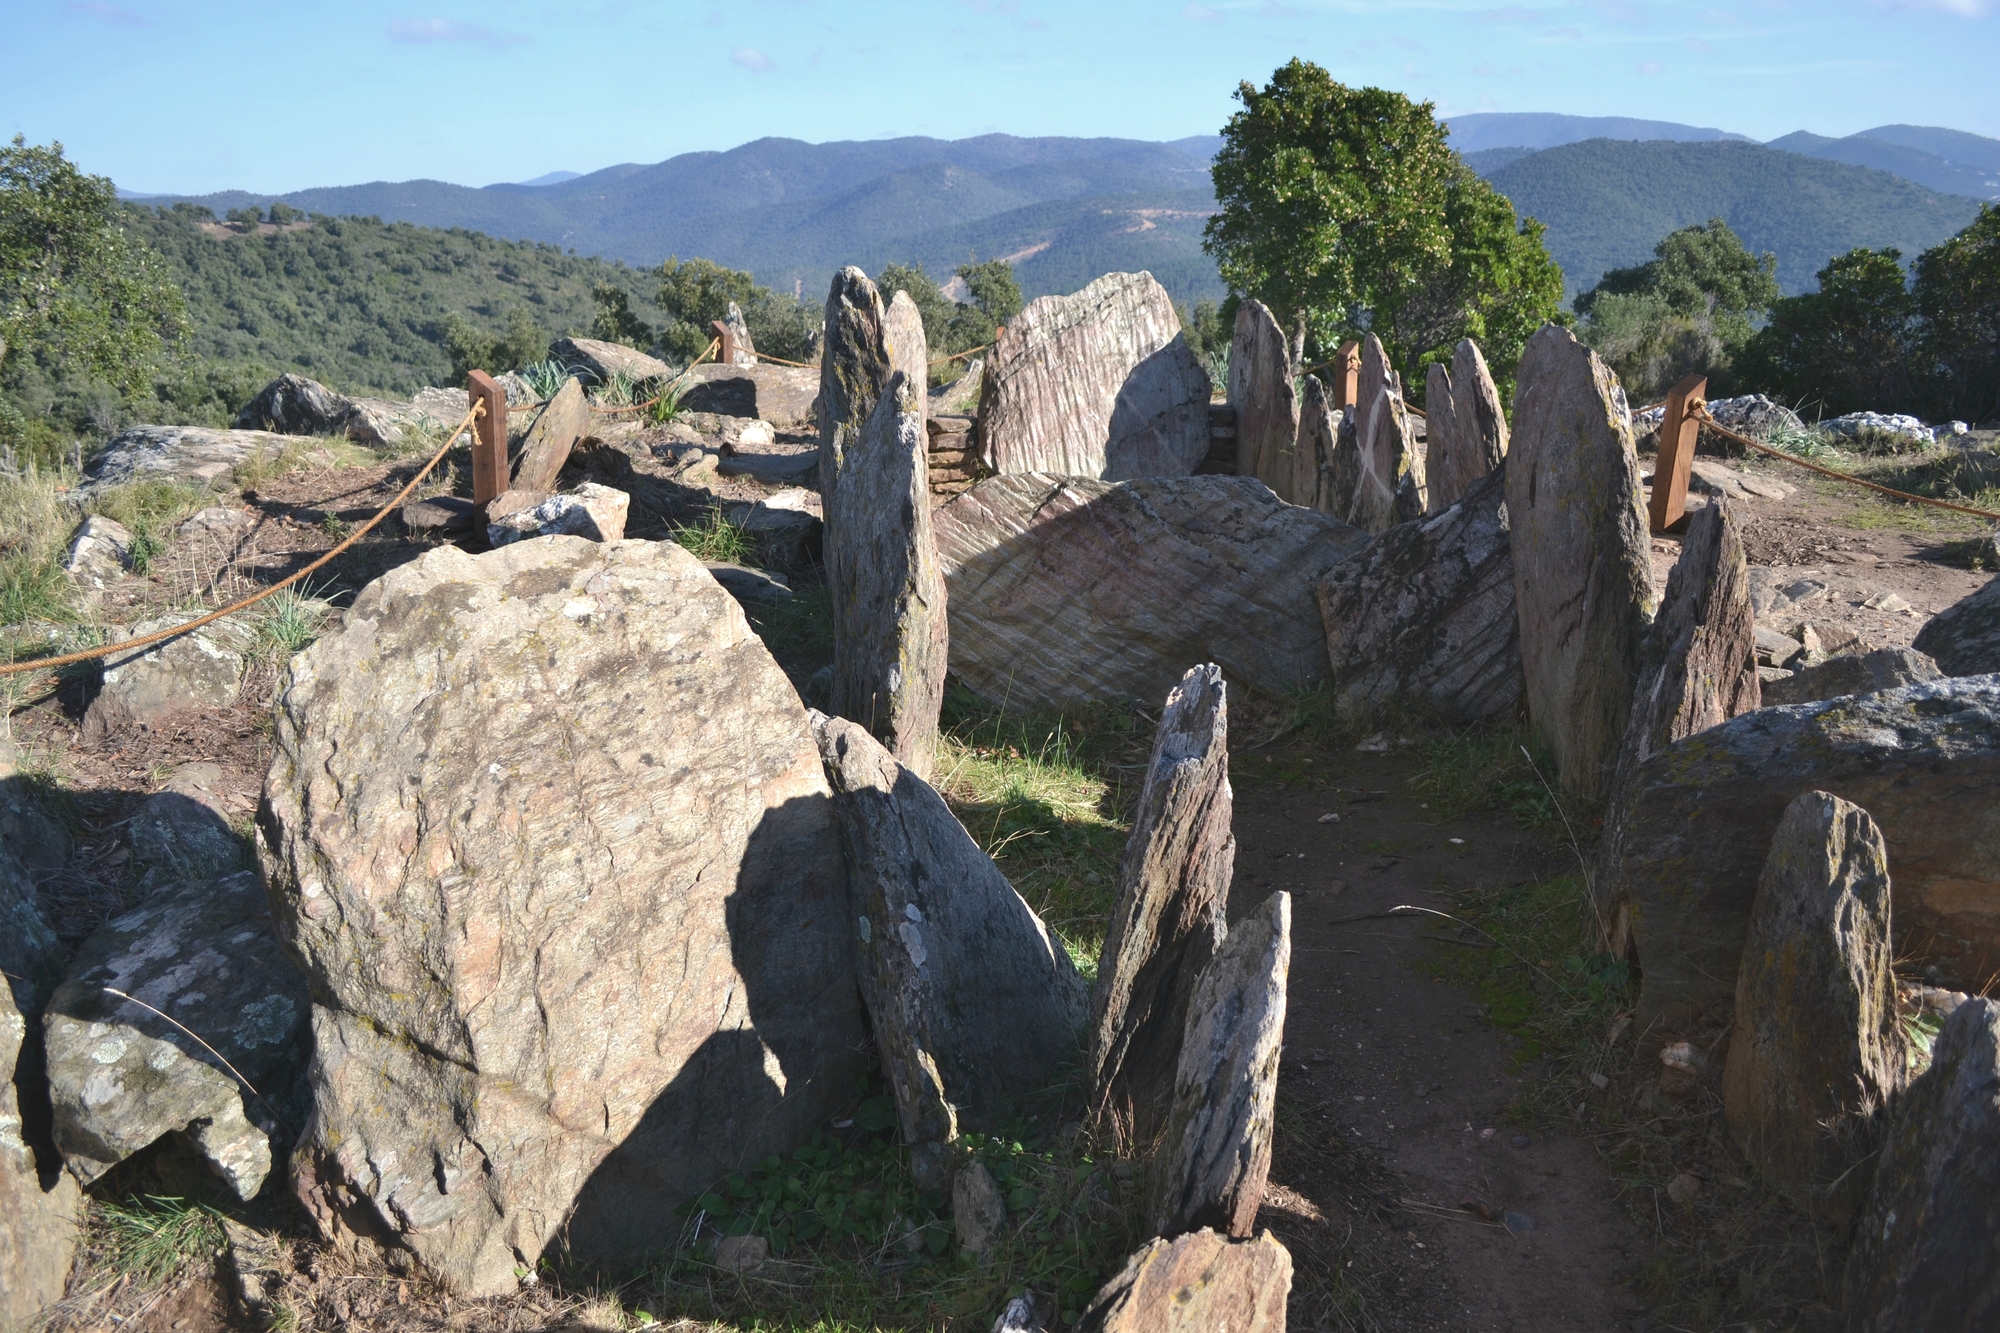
[388,18,521,45]
[731,46,775,70]
[1183,2,1224,20]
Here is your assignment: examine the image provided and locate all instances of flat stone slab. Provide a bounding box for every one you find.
[82,426,294,494]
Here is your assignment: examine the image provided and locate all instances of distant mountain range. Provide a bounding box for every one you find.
[123,115,1997,309]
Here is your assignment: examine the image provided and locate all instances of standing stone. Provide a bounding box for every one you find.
[1315,465,1521,723]
[1842,997,2000,1331]
[1292,375,1340,514]
[1,977,81,1333]
[723,301,757,366]
[43,871,311,1200]
[512,375,589,494]
[978,272,1210,481]
[1086,665,1233,1144]
[882,289,929,429]
[1720,792,1903,1219]
[1227,299,1299,501]
[819,267,895,506]
[1150,891,1289,1239]
[934,474,1370,713]
[262,537,867,1294]
[1425,339,1509,513]
[1333,335,1424,534]
[812,713,1086,1184]
[1075,1228,1292,1333]
[1506,324,1654,801]
[1913,575,2000,676]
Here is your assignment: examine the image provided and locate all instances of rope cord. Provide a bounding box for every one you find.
[1688,405,2000,523]
[0,401,485,678]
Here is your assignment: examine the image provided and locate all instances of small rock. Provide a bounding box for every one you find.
[713,1233,769,1275]
[1590,1071,1611,1091]
[1503,1210,1536,1234]
[486,482,629,547]
[1511,1135,1530,1149]
[63,515,134,594]
[1862,590,1912,613]
[1355,733,1392,753]
[1317,812,1339,823]
[1760,646,1941,707]
[953,1161,1007,1256]
[82,614,255,740]
[178,506,256,540]
[990,1290,1052,1333]
[398,495,477,533]
[1666,1172,1702,1204]
[1754,625,1805,669]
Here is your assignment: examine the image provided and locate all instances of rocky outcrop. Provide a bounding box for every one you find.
[812,713,1087,1185]
[82,614,254,740]
[1605,676,2000,1042]
[1842,997,2000,1330]
[1329,335,1423,535]
[1150,891,1288,1239]
[1087,665,1233,1143]
[978,272,1210,481]
[934,474,1370,713]
[1,976,82,1333]
[551,336,675,385]
[1721,792,1902,1219]
[44,870,310,1198]
[236,372,354,434]
[486,482,629,546]
[82,425,291,493]
[1760,646,1943,707]
[512,376,590,493]
[1077,1229,1292,1333]
[262,537,868,1293]
[1424,339,1508,513]
[1913,575,2000,676]
[1227,299,1299,501]
[1315,465,1521,723]
[1506,324,1654,800]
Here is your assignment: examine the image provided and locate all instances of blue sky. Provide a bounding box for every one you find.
[6,0,1995,194]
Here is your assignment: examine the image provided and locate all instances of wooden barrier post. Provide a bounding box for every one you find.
[1650,373,1707,534]
[466,370,508,506]
[1333,341,1360,409]
[710,318,737,367]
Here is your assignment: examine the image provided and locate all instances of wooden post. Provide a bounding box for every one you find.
[710,318,736,366]
[466,370,508,506]
[1333,341,1360,409]
[1650,373,1707,534]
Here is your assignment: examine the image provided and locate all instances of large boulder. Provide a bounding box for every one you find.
[933,474,1370,713]
[550,336,676,384]
[1314,465,1520,723]
[1226,299,1299,501]
[1720,792,1903,1219]
[1506,324,1654,800]
[1761,646,1943,707]
[1326,334,1423,535]
[1913,575,2000,676]
[978,272,1210,481]
[1606,676,2000,1042]
[1086,665,1233,1143]
[43,870,310,1199]
[261,537,868,1294]
[235,372,358,436]
[82,614,254,740]
[1076,1228,1292,1333]
[1,975,82,1333]
[1424,339,1508,513]
[82,425,291,493]
[1842,997,2000,1330]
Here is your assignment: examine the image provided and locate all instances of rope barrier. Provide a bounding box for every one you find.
[1690,405,2000,523]
[585,338,721,415]
[0,401,485,679]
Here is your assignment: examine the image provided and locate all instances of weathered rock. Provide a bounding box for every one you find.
[398,494,478,533]
[812,712,1087,1176]
[1075,1228,1292,1333]
[82,425,291,493]
[953,1160,1006,1256]
[262,537,868,1293]
[704,562,793,606]
[722,301,757,366]
[1842,997,2000,1330]
[713,1232,769,1275]
[1756,624,1807,670]
[683,363,821,430]
[1227,299,1299,501]
[1913,575,2000,676]
[486,482,629,546]
[512,376,590,493]
[1150,891,1288,1239]
[1721,791,1901,1219]
[1506,324,1654,800]
[1315,465,1521,723]
[63,515,133,595]
[0,975,82,1333]
[235,373,357,435]
[551,336,675,385]
[934,474,1370,713]
[1606,676,2000,1042]
[1087,665,1233,1143]
[933,356,983,415]
[82,614,254,740]
[1689,458,1795,502]
[1424,339,1508,513]
[0,773,69,881]
[724,488,822,568]
[179,506,256,542]
[978,272,1209,481]
[819,267,896,500]
[1761,646,1943,707]
[0,842,66,1018]
[44,869,310,1198]
[1292,375,1342,514]
[129,762,245,884]
[1328,335,1424,535]
[883,291,929,424]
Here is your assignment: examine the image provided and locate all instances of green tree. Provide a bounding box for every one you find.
[878,262,954,343]
[1913,204,2000,423]
[0,136,186,392]
[954,258,1023,333]
[1737,248,1917,416]
[655,255,761,360]
[443,306,547,381]
[590,282,653,350]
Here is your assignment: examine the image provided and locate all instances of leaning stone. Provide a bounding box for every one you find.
[63,515,133,595]
[128,761,245,885]
[722,301,758,366]
[550,335,676,385]
[1505,324,1654,800]
[953,1160,1006,1256]
[1605,676,2000,1044]
[934,474,1369,713]
[1226,299,1299,501]
[1087,665,1233,1144]
[263,537,868,1293]
[1332,334,1424,535]
[1721,792,1902,1219]
[1075,1228,1292,1333]
[978,272,1210,481]
[44,870,311,1199]
[1315,465,1521,723]
[1761,646,1943,707]
[1424,339,1509,513]
[82,614,254,740]
[486,482,629,546]
[813,713,1085,1165]
[512,376,591,493]
[0,842,67,1018]
[81,425,291,494]
[0,975,82,1333]
[1842,997,2000,1329]
[1150,891,1288,1239]
[1913,575,2000,677]
[235,373,356,435]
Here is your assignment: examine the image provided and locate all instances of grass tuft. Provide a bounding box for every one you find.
[672,509,751,565]
[252,587,334,663]
[89,1194,228,1288]
[0,463,84,627]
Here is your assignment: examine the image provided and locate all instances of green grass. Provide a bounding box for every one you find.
[673,509,752,565]
[1408,721,1560,830]
[251,587,334,663]
[89,1194,228,1288]
[0,463,83,628]
[87,478,207,535]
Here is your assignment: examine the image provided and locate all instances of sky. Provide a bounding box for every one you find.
[6,0,1996,195]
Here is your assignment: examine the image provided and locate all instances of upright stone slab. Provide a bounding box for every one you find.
[812,713,1087,1183]
[723,301,757,366]
[1424,339,1508,513]
[1505,324,1654,800]
[1315,465,1521,723]
[1227,299,1300,502]
[818,267,894,504]
[1720,792,1902,1219]
[1,977,81,1333]
[1086,665,1234,1143]
[1843,997,2000,1330]
[934,474,1370,713]
[1150,891,1288,1240]
[1336,335,1424,534]
[978,272,1210,481]
[1076,1229,1292,1333]
[262,537,868,1294]
[1293,375,1341,515]
[512,375,589,494]
[1913,575,2000,676]
[882,289,928,430]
